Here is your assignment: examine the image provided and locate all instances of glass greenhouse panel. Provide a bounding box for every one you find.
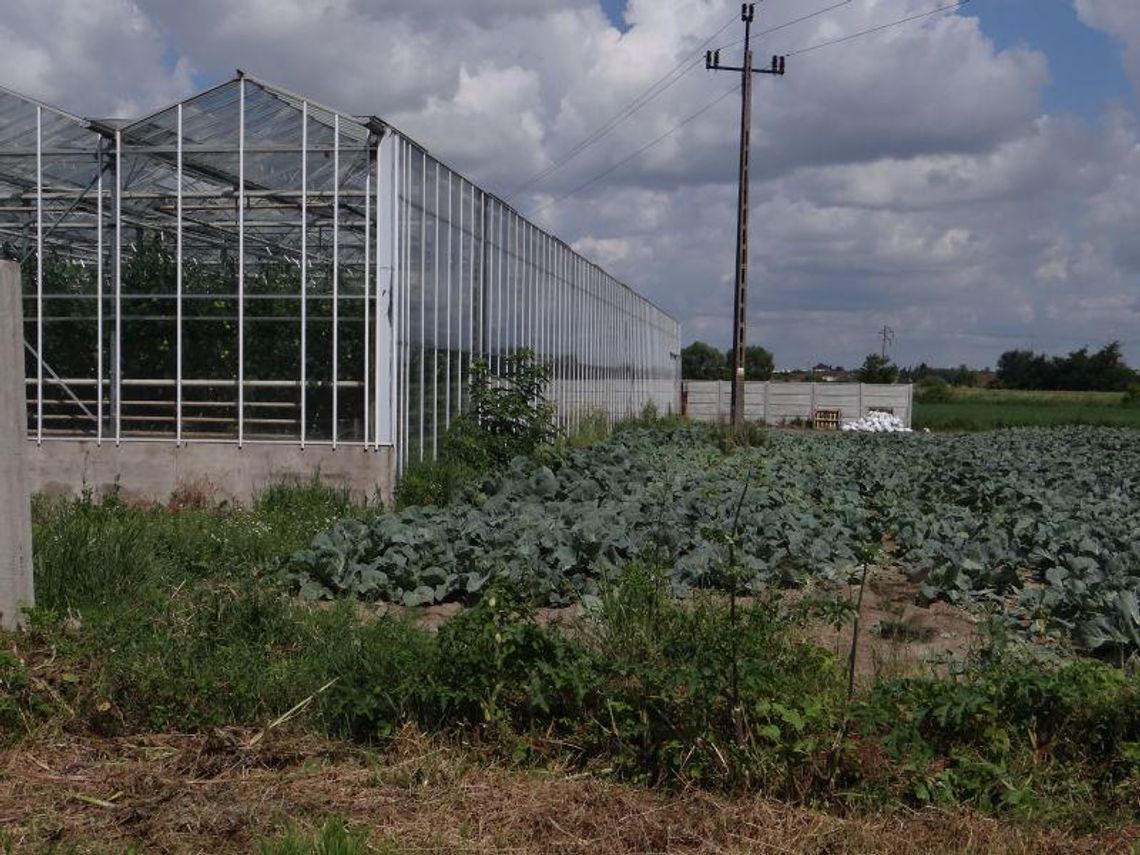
[4,75,680,467]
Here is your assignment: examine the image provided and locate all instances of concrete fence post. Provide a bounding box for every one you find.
[1,260,34,629]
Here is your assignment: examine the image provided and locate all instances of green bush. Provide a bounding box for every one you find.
[433,586,593,732]
[1122,383,1140,408]
[576,566,842,790]
[916,376,954,403]
[394,348,557,508]
[854,659,1140,815]
[443,349,556,471]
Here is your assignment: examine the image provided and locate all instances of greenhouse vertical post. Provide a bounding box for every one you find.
[35,106,42,445]
[432,162,439,457]
[497,209,505,373]
[238,79,245,447]
[539,232,547,375]
[300,101,308,449]
[374,132,397,451]
[96,144,103,445]
[332,113,340,450]
[401,141,411,470]
[419,151,426,460]
[379,136,390,453]
[453,173,462,412]
[175,103,183,445]
[114,129,122,446]
[478,192,487,371]
[363,169,371,450]
[445,170,451,432]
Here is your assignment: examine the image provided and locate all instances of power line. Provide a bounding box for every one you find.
[788,0,972,56]
[525,0,976,217]
[712,0,853,53]
[527,83,741,218]
[505,12,739,200]
[508,0,853,201]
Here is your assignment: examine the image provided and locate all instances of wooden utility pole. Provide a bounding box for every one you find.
[707,3,786,436]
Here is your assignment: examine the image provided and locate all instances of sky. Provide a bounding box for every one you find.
[2,0,1139,370]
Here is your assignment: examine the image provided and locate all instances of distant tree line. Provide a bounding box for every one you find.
[900,363,978,387]
[681,341,774,381]
[675,337,1137,393]
[995,342,1135,392]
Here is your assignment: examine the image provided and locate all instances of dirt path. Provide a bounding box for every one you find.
[2,729,1135,854]
[355,565,985,685]
[796,565,984,682]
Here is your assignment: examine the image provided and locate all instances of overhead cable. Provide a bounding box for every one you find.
[527,0,973,216]
[505,12,739,199]
[788,0,972,56]
[528,83,741,218]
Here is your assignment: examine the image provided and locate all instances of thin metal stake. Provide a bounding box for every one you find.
[300,101,308,449]
[332,112,340,450]
[238,78,246,447]
[176,103,183,445]
[35,106,43,445]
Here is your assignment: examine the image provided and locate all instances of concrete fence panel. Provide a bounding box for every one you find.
[682,381,913,428]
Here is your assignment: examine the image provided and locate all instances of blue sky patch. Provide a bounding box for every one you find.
[972,0,1131,118]
[600,0,631,33]
[597,0,1133,117]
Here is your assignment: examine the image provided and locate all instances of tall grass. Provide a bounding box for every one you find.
[913,387,1140,431]
[914,401,1140,431]
[31,480,373,612]
[261,817,379,855]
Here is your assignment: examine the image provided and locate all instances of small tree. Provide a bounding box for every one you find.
[682,341,725,380]
[444,348,556,471]
[745,345,774,381]
[857,353,899,384]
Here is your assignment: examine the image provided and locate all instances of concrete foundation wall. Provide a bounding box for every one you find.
[27,441,396,506]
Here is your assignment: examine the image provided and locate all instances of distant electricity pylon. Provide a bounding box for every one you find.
[706,3,787,437]
[879,325,895,359]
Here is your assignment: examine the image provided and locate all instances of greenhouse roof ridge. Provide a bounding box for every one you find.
[0,74,680,328]
[0,83,96,130]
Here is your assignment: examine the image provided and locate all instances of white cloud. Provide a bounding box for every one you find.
[0,0,193,115]
[0,0,1137,367]
[1075,0,1140,91]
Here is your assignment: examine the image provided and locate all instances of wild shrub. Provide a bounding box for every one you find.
[395,348,557,508]
[853,658,1140,815]
[432,586,592,733]
[1123,382,1140,408]
[915,376,954,403]
[576,566,843,791]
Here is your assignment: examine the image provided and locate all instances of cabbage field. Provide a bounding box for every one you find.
[284,424,1140,652]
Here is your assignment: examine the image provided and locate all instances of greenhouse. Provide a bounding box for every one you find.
[0,74,680,480]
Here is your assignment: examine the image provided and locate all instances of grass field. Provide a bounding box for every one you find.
[913,387,1140,430]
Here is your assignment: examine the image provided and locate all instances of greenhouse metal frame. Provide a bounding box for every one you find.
[0,74,680,472]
